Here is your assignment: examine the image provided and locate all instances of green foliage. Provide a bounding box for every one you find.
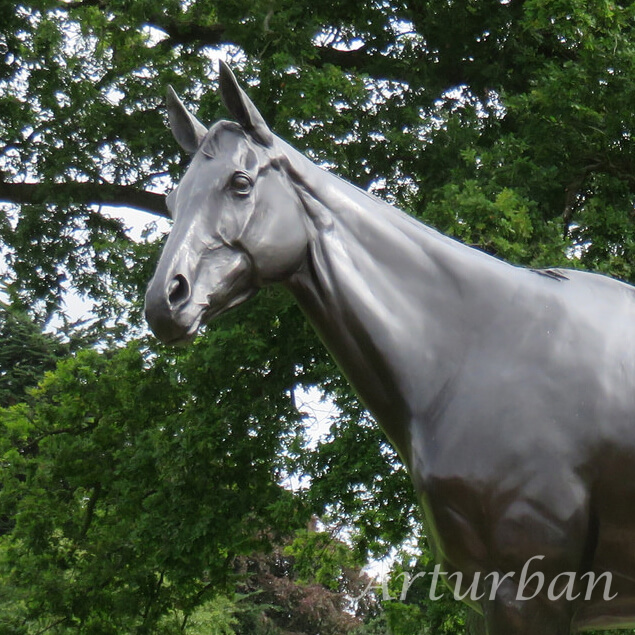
[298,401,420,560]
[0,327,309,633]
[158,595,240,635]
[284,527,363,590]
[0,303,68,407]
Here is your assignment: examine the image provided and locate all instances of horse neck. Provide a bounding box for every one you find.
[280,141,509,464]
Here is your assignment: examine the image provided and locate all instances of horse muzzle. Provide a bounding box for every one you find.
[145,272,204,344]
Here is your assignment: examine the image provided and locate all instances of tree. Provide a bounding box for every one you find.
[0,302,69,407]
[1,0,633,632]
[0,316,387,634]
[0,320,310,632]
[1,1,633,315]
[231,526,375,634]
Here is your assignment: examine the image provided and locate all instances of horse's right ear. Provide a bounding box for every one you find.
[166,86,208,154]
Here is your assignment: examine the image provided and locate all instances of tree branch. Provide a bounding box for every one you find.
[59,0,227,50]
[59,1,404,83]
[314,46,410,83]
[0,179,169,218]
[152,19,225,48]
[315,45,374,71]
[34,618,70,635]
[81,483,102,539]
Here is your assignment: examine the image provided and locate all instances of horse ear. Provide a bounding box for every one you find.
[166,86,208,154]
[218,60,273,147]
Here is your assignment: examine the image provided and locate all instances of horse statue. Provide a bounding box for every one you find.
[145,61,635,635]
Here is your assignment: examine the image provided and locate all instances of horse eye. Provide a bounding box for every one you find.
[231,173,252,195]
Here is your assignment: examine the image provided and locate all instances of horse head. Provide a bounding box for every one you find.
[145,63,309,344]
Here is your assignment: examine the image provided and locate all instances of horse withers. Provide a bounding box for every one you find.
[145,62,635,635]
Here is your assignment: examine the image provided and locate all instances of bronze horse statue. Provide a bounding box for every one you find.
[145,62,635,634]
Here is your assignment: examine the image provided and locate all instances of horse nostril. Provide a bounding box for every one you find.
[168,274,190,307]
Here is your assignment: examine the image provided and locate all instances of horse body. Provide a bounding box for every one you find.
[145,63,635,634]
[283,134,635,632]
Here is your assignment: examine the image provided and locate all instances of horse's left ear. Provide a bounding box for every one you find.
[219,60,273,148]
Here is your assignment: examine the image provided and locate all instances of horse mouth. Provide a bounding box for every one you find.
[201,288,258,324]
[165,289,257,345]
[161,314,202,346]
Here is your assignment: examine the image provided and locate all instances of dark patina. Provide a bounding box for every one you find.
[145,62,635,634]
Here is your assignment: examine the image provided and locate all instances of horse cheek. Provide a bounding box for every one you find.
[250,207,307,283]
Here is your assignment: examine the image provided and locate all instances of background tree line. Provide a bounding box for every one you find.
[0,0,633,632]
